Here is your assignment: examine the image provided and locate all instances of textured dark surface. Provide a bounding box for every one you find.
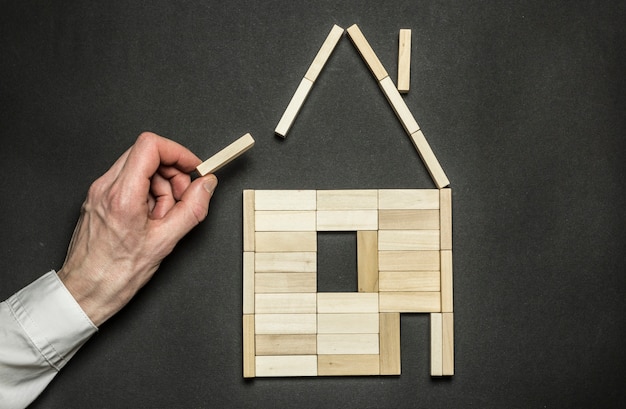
[1,1,625,408]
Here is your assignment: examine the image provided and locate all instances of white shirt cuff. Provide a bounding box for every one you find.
[6,270,98,370]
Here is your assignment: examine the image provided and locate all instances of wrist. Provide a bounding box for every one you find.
[57,265,120,327]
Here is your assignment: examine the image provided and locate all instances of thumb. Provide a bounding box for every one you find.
[157,174,218,241]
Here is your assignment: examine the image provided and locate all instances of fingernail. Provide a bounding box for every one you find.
[203,176,218,195]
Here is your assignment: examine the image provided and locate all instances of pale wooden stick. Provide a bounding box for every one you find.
[196,133,254,176]
[274,78,313,138]
[398,29,411,93]
[304,24,344,83]
[346,24,389,81]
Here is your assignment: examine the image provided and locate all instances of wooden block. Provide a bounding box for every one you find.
[380,312,402,375]
[397,29,411,93]
[275,77,314,138]
[196,133,255,176]
[255,293,317,314]
[255,231,317,252]
[379,271,440,292]
[346,24,389,81]
[317,313,379,334]
[430,312,443,376]
[243,314,255,378]
[357,231,379,292]
[379,209,440,230]
[440,188,452,250]
[379,76,420,136]
[255,314,317,334]
[378,189,439,210]
[304,24,344,83]
[317,333,379,355]
[255,334,317,356]
[255,190,317,211]
[442,312,454,375]
[255,252,316,273]
[255,211,316,231]
[317,292,379,313]
[379,291,441,312]
[317,210,378,231]
[378,250,440,271]
[243,252,255,314]
[254,273,317,293]
[379,312,401,375]
[256,355,317,377]
[409,130,450,189]
[317,190,378,210]
[378,230,440,251]
[243,190,255,252]
[318,354,380,376]
[441,250,453,312]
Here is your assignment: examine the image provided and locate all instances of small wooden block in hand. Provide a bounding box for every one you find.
[196,133,255,176]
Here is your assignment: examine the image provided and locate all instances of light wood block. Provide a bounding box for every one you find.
[318,354,380,376]
[255,334,317,356]
[379,271,440,292]
[442,312,454,375]
[255,210,316,232]
[378,189,439,210]
[378,230,440,251]
[255,190,317,211]
[379,209,440,230]
[304,24,344,83]
[440,188,452,250]
[379,76,420,136]
[196,133,255,176]
[243,315,255,378]
[255,252,316,273]
[255,231,317,252]
[317,313,379,334]
[254,273,317,293]
[441,250,453,312]
[256,355,317,377]
[255,314,317,334]
[317,210,378,231]
[397,29,411,93]
[317,333,379,355]
[379,291,441,312]
[317,292,379,313]
[357,231,379,292]
[275,77,314,138]
[379,312,401,375]
[255,293,317,314]
[346,24,389,81]
[243,252,255,314]
[378,250,440,271]
[243,190,255,252]
[430,312,443,376]
[409,130,450,188]
[317,190,378,210]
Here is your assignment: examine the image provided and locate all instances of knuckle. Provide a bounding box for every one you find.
[189,201,209,225]
[136,131,158,145]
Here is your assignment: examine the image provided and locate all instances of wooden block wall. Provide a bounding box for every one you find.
[244,189,454,378]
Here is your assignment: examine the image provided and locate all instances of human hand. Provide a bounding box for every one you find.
[57,132,217,326]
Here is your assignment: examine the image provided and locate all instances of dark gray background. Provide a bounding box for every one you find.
[1,1,625,408]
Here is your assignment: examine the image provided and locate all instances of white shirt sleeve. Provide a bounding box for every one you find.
[0,271,97,409]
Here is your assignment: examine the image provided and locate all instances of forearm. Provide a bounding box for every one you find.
[0,271,97,409]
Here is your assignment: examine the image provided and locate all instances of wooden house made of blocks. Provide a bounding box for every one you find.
[242,24,454,379]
